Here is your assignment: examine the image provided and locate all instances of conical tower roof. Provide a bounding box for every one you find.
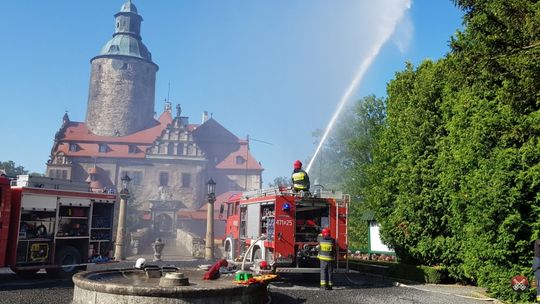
[120,0,138,13]
[93,0,156,65]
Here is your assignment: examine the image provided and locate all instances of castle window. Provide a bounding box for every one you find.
[109,45,120,53]
[121,170,142,186]
[54,152,67,164]
[159,172,169,187]
[128,145,138,154]
[49,169,68,180]
[99,144,108,153]
[228,181,240,191]
[236,156,245,165]
[168,143,174,155]
[177,143,184,155]
[181,173,191,188]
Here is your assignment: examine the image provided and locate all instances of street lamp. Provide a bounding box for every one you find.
[205,178,216,260]
[115,173,131,260]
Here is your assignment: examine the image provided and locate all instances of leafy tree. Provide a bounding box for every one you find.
[267,176,292,188]
[0,160,28,176]
[308,96,386,250]
[356,0,540,301]
[345,96,386,251]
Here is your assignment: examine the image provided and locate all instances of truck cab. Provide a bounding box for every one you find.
[0,175,116,277]
[222,187,348,273]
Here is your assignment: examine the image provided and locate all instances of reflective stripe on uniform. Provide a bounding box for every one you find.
[292,171,309,190]
[320,243,332,251]
[292,172,306,181]
[318,256,334,261]
[317,238,335,261]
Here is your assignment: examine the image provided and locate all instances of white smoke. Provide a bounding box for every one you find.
[306,0,412,173]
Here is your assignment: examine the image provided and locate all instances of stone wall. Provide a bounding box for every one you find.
[176,229,202,257]
[68,158,205,211]
[86,56,157,136]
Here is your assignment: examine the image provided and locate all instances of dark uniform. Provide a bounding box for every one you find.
[317,233,335,290]
[532,239,540,302]
[291,169,310,192]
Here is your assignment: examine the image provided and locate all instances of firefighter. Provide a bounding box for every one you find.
[317,227,335,290]
[291,160,310,193]
[532,239,540,303]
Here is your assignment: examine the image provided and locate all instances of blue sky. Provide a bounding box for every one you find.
[0,1,463,185]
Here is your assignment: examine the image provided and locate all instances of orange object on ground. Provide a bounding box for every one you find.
[235,274,279,285]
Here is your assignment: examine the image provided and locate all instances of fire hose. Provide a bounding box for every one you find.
[241,234,267,271]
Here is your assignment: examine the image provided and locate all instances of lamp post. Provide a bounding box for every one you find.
[114,173,131,261]
[205,178,216,260]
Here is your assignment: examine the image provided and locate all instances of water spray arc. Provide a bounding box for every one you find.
[306,4,410,173]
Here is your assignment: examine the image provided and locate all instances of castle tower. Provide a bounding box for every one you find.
[86,0,159,136]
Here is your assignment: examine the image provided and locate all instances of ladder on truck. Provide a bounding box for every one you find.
[242,186,294,199]
[335,194,349,273]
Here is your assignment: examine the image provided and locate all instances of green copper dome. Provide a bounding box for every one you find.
[99,35,151,60]
[94,0,156,64]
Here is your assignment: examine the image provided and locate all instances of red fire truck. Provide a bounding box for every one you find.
[222,187,349,273]
[0,175,116,277]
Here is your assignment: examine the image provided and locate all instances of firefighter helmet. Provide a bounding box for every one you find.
[294,160,302,169]
[322,228,331,237]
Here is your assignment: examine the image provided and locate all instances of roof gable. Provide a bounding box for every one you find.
[216,141,263,170]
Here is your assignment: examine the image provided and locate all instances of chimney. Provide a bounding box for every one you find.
[202,111,209,124]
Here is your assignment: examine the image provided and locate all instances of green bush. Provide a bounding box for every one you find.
[347,1,540,302]
[388,264,445,284]
[349,260,445,284]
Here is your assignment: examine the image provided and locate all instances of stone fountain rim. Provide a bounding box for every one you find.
[73,268,264,298]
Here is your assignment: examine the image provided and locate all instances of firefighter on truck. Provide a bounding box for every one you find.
[220,172,348,278]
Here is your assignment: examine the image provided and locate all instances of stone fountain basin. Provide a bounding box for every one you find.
[72,268,268,304]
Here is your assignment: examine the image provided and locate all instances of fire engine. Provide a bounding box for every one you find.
[221,187,349,273]
[0,175,116,277]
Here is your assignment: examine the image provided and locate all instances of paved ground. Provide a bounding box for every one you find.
[0,258,498,304]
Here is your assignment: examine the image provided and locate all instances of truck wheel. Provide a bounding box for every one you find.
[10,267,39,278]
[224,240,232,260]
[252,247,262,262]
[265,248,274,262]
[46,246,82,278]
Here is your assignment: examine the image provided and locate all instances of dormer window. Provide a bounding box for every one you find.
[69,143,78,152]
[99,144,108,153]
[236,156,245,165]
[128,145,138,154]
[109,45,120,53]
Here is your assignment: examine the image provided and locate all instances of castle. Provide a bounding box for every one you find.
[46,1,263,236]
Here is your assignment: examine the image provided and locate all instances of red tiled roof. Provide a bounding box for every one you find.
[61,121,166,144]
[226,193,243,202]
[55,112,171,158]
[198,191,242,211]
[158,111,173,125]
[54,111,203,160]
[215,141,263,170]
[187,124,198,132]
[57,142,150,158]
